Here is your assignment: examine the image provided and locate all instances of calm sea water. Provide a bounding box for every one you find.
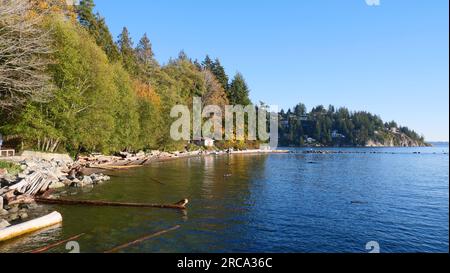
[1,146,448,253]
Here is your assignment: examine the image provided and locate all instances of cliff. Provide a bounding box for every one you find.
[366,131,430,147]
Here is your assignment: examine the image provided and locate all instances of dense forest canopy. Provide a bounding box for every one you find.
[0,0,428,155]
[278,103,426,147]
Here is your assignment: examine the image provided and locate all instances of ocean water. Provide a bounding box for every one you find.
[0,146,448,253]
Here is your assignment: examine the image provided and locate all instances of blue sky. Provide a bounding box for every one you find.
[94,0,449,141]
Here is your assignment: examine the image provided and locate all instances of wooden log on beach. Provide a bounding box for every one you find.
[0,211,62,242]
[35,198,189,210]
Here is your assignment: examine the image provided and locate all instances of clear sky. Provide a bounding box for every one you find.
[94,0,449,141]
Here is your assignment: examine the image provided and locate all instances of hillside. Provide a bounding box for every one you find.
[278,104,428,147]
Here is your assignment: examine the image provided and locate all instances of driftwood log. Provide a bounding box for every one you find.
[104,225,180,253]
[35,198,189,210]
[26,233,85,253]
[8,171,52,195]
[0,211,62,242]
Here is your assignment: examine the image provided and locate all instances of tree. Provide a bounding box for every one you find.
[95,15,121,61]
[31,0,77,20]
[294,103,307,117]
[228,73,251,105]
[117,27,138,74]
[0,0,52,113]
[163,55,206,101]
[110,64,140,151]
[77,0,96,30]
[211,58,229,91]
[135,33,159,79]
[202,70,229,109]
[202,55,214,71]
[201,56,229,91]
[77,0,120,61]
[135,33,156,66]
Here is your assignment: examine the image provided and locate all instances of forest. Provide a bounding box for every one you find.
[278,103,427,147]
[0,0,427,155]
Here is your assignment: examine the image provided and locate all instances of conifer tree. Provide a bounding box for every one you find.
[211,58,229,91]
[228,73,251,105]
[117,27,138,74]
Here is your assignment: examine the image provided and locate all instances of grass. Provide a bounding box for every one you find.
[0,160,21,176]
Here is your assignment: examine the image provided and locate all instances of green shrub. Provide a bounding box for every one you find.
[0,160,21,176]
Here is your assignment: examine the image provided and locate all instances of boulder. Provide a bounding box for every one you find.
[135,151,146,158]
[49,181,65,189]
[19,212,28,220]
[0,219,10,229]
[61,179,73,187]
[1,174,17,184]
[7,213,18,221]
[7,205,19,213]
[70,181,83,188]
[81,176,93,185]
[0,209,8,216]
[0,196,3,209]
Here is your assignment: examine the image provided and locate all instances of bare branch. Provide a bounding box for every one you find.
[0,0,54,112]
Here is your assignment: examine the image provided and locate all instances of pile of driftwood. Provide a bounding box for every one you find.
[76,151,154,170]
[75,150,203,172]
[9,171,55,196]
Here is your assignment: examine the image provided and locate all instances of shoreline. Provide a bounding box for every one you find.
[0,148,289,229]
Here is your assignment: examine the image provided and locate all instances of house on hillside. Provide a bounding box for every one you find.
[194,137,215,147]
[331,130,345,139]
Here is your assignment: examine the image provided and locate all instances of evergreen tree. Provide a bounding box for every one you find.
[228,73,251,105]
[95,15,121,61]
[77,0,119,61]
[77,0,96,30]
[117,27,138,74]
[202,55,214,71]
[211,58,229,91]
[135,33,155,66]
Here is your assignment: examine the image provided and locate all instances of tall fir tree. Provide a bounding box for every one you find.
[77,0,96,30]
[117,27,137,74]
[228,73,251,105]
[77,0,119,61]
[211,58,229,91]
[202,55,214,71]
[135,33,155,66]
[95,15,121,62]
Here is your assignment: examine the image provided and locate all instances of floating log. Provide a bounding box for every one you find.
[92,164,144,170]
[26,233,86,253]
[0,211,62,242]
[35,198,189,210]
[104,225,180,253]
[149,177,165,185]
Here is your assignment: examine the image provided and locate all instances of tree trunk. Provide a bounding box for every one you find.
[0,212,62,242]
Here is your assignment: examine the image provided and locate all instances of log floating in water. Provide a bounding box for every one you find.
[35,198,189,210]
[93,164,144,170]
[26,233,86,253]
[104,225,181,253]
[0,211,62,242]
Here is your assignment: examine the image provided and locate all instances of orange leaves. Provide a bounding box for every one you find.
[133,80,161,107]
[29,0,77,21]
